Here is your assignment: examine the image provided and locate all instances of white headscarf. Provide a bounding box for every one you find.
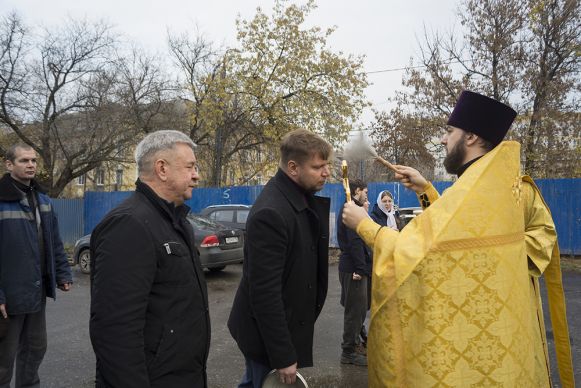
[377,191,398,230]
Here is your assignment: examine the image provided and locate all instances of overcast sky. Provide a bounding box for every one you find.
[1,0,460,125]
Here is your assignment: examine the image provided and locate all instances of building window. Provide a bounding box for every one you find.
[76,174,86,185]
[95,169,105,186]
[115,169,123,185]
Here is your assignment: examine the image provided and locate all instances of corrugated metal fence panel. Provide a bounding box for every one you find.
[82,186,267,235]
[84,191,132,235]
[535,178,581,255]
[72,178,579,253]
[319,183,343,247]
[52,198,84,246]
[186,185,264,213]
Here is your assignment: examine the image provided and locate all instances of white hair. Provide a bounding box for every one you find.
[135,130,196,176]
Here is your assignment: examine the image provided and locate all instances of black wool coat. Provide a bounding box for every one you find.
[89,180,210,388]
[228,169,330,370]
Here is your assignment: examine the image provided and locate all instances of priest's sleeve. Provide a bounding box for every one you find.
[416,182,440,209]
[522,179,556,276]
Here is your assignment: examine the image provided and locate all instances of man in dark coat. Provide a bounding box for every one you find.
[336,179,369,366]
[0,144,73,387]
[89,130,210,388]
[228,129,332,387]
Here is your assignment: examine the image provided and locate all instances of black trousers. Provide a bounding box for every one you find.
[339,271,368,353]
[0,299,47,388]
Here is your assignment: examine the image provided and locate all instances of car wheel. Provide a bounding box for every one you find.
[79,249,91,274]
[208,266,226,272]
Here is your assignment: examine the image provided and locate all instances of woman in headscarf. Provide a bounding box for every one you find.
[370,190,401,231]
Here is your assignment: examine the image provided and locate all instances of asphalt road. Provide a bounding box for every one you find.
[36,262,580,388]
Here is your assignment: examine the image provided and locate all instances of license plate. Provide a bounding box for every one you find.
[225,236,238,244]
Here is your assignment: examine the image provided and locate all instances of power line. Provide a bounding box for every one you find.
[365,58,467,75]
[366,64,427,74]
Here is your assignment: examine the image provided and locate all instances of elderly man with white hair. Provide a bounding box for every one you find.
[89,130,210,388]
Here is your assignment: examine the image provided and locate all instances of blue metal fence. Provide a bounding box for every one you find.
[83,191,132,236]
[52,198,84,247]
[56,178,580,255]
[534,179,581,256]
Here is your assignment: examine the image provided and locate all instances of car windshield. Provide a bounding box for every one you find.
[188,214,221,229]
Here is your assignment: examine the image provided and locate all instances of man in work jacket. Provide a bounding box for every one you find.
[0,143,73,388]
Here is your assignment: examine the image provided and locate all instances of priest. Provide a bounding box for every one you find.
[342,90,574,387]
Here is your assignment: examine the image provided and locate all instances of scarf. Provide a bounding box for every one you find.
[377,191,398,230]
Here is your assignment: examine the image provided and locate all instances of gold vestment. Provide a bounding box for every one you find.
[357,141,574,387]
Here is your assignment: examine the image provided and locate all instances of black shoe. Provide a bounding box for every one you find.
[340,351,367,366]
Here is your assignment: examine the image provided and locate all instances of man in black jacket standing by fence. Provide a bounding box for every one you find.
[228,129,332,387]
[336,179,369,367]
[89,130,210,388]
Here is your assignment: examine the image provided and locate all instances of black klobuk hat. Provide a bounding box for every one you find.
[447,90,517,146]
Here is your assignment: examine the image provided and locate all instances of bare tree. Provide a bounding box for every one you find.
[114,46,177,134]
[371,107,438,181]
[452,0,528,100]
[0,13,28,133]
[0,14,122,196]
[168,30,282,187]
[168,31,268,186]
[371,0,580,178]
[0,14,179,196]
[520,0,580,176]
[168,29,222,146]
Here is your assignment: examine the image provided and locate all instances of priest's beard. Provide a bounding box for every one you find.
[443,136,467,175]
